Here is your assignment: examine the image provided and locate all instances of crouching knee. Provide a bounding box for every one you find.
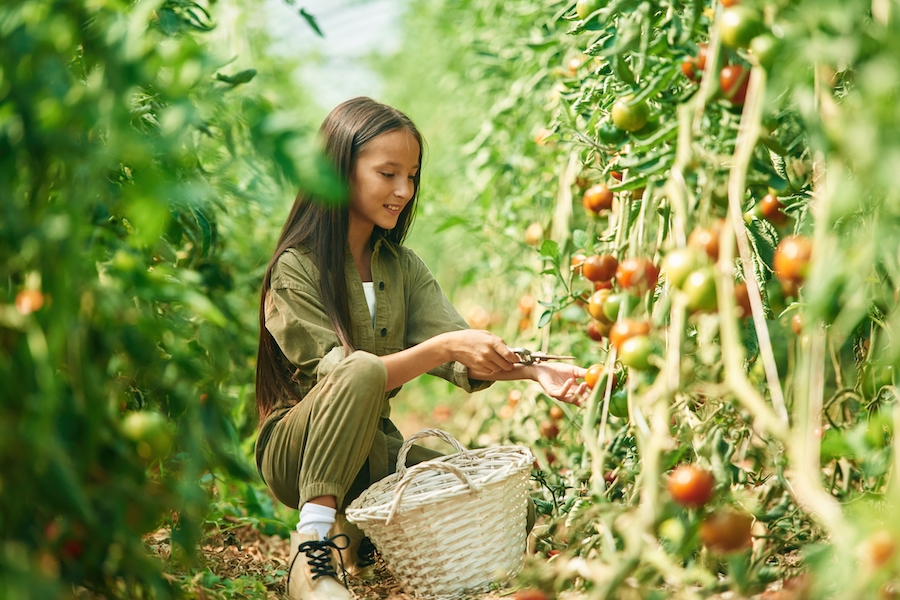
[333,350,387,390]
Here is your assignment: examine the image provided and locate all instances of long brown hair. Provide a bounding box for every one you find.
[255,97,424,423]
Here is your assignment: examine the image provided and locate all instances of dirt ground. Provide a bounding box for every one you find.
[196,523,516,600]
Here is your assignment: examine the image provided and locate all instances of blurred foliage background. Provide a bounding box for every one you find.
[0,0,337,596]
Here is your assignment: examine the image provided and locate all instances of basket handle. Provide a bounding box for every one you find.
[386,461,479,525]
[395,428,471,477]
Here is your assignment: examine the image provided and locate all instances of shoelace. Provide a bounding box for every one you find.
[356,536,377,569]
[287,533,350,589]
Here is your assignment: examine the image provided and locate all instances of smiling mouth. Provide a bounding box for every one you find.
[384,205,402,211]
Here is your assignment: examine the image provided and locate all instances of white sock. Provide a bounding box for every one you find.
[296,503,336,540]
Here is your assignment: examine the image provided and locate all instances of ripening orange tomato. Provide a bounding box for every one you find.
[667,465,715,508]
[582,184,614,214]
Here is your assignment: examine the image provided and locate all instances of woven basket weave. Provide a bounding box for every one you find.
[345,429,534,599]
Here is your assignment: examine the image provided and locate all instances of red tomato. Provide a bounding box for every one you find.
[586,319,609,341]
[759,193,788,225]
[720,65,750,106]
[585,364,618,389]
[582,254,619,282]
[700,510,753,553]
[616,257,660,295]
[540,420,559,440]
[609,319,651,350]
[773,235,813,286]
[667,465,715,508]
[681,59,701,83]
[687,222,723,261]
[582,184,614,214]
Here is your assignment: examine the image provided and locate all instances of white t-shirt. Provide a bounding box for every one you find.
[362,281,376,327]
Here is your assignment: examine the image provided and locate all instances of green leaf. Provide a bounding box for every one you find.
[299,8,325,37]
[745,217,778,275]
[435,215,470,233]
[534,497,555,515]
[538,310,553,328]
[613,54,636,86]
[215,69,257,86]
[572,229,588,250]
[193,208,212,258]
[540,239,560,260]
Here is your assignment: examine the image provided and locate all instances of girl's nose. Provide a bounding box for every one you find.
[395,178,414,199]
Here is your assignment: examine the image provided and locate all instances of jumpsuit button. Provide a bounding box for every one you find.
[380,327,387,337]
[379,281,385,290]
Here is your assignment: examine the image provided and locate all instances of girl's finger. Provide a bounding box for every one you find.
[556,378,574,401]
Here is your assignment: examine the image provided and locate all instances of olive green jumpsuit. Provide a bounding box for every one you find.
[255,237,492,511]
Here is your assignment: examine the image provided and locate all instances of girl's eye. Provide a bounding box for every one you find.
[408,175,416,181]
[380,172,394,178]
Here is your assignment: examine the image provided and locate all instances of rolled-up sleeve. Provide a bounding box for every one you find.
[265,250,342,384]
[403,249,492,393]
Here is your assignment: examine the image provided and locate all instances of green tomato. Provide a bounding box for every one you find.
[611,95,650,132]
[682,267,718,313]
[597,119,627,145]
[619,334,655,371]
[607,388,629,418]
[122,410,173,461]
[749,33,780,70]
[720,6,764,49]
[663,248,706,289]
[602,292,638,322]
[576,0,604,20]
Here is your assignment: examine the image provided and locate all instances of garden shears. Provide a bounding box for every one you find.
[509,347,575,366]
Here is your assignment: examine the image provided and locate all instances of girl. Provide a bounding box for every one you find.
[254,97,587,599]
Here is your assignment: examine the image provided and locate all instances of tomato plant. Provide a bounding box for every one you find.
[380,0,900,596]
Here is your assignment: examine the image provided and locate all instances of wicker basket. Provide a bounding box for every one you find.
[345,429,534,599]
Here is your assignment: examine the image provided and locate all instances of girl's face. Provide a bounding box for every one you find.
[349,128,420,234]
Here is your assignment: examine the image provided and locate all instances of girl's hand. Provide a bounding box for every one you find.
[532,362,589,406]
[445,330,519,377]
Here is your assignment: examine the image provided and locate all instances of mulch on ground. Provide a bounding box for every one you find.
[196,522,513,599]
